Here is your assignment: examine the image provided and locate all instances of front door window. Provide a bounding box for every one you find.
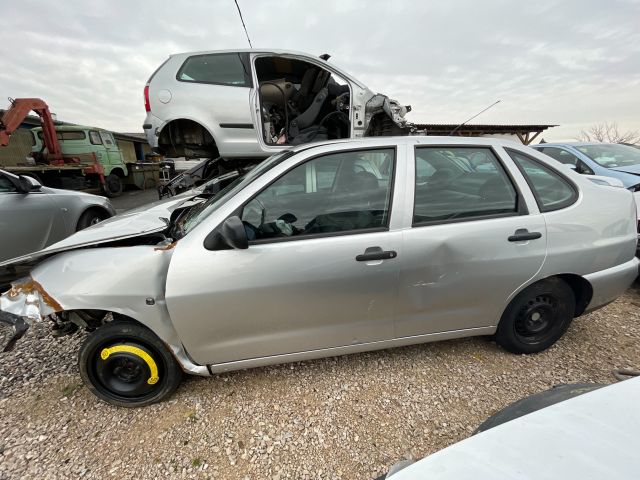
[241,148,395,241]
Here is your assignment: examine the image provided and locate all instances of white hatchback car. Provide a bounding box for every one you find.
[143,49,412,161]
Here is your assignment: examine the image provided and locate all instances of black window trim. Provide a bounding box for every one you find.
[235,145,398,246]
[176,52,254,88]
[505,147,579,213]
[411,144,528,228]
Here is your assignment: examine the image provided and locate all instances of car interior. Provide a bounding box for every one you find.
[255,56,351,147]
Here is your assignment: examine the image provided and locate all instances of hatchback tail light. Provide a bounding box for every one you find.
[144,84,151,112]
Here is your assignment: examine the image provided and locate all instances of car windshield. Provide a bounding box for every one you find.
[576,144,640,168]
[176,150,294,236]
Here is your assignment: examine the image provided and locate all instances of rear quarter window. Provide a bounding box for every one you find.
[176,53,251,87]
[507,148,578,212]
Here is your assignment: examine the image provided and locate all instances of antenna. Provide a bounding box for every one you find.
[234,0,253,48]
[448,100,501,136]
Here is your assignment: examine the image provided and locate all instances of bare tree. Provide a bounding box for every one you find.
[578,122,640,144]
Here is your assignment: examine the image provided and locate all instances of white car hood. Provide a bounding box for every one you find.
[0,195,195,268]
[390,377,640,480]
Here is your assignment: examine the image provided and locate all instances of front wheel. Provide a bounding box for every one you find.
[79,320,182,407]
[495,278,575,354]
[76,209,108,231]
[102,173,123,197]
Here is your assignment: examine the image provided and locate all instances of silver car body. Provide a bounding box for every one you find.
[1,137,637,375]
[388,377,640,479]
[0,169,115,262]
[144,49,410,159]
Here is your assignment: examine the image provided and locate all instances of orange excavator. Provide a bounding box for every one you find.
[0,97,105,187]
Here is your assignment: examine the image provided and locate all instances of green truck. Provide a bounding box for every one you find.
[30,125,128,196]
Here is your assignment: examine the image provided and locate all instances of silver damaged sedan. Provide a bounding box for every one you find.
[0,137,637,407]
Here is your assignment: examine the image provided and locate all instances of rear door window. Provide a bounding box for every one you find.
[413,147,519,225]
[507,149,578,212]
[177,53,251,87]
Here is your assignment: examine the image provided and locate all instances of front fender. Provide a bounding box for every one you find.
[0,245,208,375]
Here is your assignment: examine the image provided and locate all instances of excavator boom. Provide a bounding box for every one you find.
[0,98,64,164]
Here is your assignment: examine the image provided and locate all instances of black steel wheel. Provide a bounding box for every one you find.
[495,278,575,354]
[79,320,182,407]
[102,173,123,197]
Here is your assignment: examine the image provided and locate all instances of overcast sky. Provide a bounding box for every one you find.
[1,0,639,141]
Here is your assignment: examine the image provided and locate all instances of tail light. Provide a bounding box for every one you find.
[144,84,151,112]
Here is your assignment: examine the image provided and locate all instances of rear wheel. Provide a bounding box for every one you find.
[102,173,123,197]
[495,278,575,354]
[79,320,182,407]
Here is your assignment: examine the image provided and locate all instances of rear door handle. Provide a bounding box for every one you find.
[356,246,397,261]
[508,228,542,242]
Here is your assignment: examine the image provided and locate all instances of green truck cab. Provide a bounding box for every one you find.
[31,125,128,196]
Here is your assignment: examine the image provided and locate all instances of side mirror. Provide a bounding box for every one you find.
[203,216,249,251]
[17,175,42,193]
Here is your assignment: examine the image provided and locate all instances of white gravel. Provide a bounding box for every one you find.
[1,286,639,480]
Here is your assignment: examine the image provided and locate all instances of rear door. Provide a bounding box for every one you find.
[165,145,404,366]
[396,145,547,337]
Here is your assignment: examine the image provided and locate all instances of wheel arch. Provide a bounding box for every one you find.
[157,117,219,158]
[508,273,593,318]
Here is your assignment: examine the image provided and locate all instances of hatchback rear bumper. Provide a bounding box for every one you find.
[584,257,639,313]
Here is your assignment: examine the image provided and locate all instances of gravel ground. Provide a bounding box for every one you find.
[1,285,639,480]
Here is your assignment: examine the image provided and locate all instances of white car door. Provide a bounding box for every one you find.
[165,145,405,367]
[172,52,260,158]
[396,145,547,337]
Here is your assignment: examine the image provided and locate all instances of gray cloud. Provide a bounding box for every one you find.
[1,0,639,141]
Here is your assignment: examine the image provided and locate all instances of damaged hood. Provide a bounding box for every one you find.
[0,195,196,268]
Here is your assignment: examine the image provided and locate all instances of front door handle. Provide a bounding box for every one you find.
[508,228,542,242]
[356,246,397,262]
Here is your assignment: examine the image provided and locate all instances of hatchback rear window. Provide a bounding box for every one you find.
[177,53,251,87]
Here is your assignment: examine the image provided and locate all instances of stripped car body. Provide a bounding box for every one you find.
[145,49,414,160]
[1,136,638,406]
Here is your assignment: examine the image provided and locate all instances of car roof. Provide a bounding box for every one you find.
[31,125,106,132]
[284,135,528,153]
[168,48,325,58]
[533,142,616,148]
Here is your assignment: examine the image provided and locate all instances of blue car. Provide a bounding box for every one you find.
[532,142,640,191]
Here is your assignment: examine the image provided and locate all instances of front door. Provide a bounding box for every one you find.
[0,173,66,261]
[396,145,547,337]
[165,147,401,366]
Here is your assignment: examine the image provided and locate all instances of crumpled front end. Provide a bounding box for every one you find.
[0,277,63,352]
[364,94,416,136]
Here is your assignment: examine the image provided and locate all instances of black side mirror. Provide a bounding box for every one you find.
[203,216,249,251]
[17,175,42,193]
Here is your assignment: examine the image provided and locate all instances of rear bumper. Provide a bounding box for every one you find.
[584,257,639,312]
[143,113,162,148]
